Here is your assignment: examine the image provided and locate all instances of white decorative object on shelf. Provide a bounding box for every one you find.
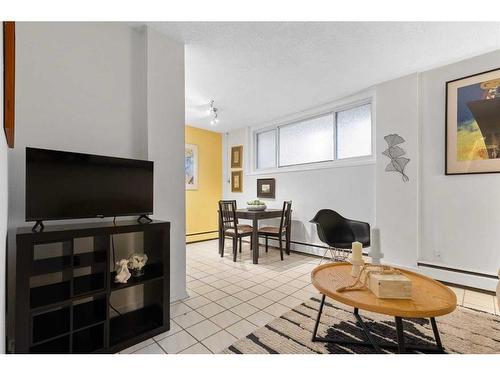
[350,241,365,277]
[114,259,131,284]
[128,253,148,277]
[369,228,384,265]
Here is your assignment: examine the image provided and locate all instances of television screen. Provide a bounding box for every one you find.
[26,147,154,221]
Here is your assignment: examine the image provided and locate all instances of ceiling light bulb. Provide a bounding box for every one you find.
[210,119,215,125]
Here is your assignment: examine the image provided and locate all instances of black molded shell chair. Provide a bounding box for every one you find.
[310,209,370,263]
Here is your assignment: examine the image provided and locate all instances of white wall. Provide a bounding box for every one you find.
[9,23,149,233]
[419,50,500,281]
[7,24,151,323]
[223,128,376,256]
[6,23,186,348]
[375,74,420,268]
[0,25,8,354]
[223,53,500,291]
[146,27,187,301]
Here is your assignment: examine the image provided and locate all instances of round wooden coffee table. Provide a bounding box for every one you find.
[311,263,457,353]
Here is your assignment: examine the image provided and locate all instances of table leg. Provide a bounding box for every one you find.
[252,218,259,264]
[311,294,326,341]
[395,317,405,353]
[354,308,381,353]
[430,317,443,351]
[311,301,443,353]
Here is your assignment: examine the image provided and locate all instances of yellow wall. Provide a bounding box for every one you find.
[185,125,222,243]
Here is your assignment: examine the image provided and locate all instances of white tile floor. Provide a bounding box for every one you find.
[122,239,499,354]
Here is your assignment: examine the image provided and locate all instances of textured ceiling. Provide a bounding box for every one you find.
[150,22,500,132]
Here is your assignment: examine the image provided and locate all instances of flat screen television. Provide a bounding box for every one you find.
[26,147,154,222]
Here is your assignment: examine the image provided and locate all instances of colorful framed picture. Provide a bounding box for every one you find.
[231,170,243,193]
[185,144,198,190]
[446,68,500,175]
[257,178,275,198]
[231,145,243,168]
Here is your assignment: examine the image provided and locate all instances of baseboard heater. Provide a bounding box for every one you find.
[417,262,498,280]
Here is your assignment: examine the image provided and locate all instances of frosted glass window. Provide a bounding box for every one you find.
[336,104,372,159]
[256,129,276,169]
[278,114,334,166]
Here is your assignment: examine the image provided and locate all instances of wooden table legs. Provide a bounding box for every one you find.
[311,294,445,353]
[252,218,259,264]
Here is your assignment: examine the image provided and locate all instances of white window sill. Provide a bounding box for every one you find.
[247,156,376,176]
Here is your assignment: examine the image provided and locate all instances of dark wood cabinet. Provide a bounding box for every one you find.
[11,220,170,353]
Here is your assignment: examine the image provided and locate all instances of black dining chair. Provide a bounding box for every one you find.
[258,201,292,261]
[310,209,370,263]
[218,200,253,261]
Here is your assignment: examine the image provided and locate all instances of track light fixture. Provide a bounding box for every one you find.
[209,100,219,125]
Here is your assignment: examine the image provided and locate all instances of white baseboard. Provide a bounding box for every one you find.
[417,265,497,292]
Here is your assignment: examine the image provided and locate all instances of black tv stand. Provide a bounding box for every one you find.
[31,220,45,232]
[12,219,170,353]
[137,214,153,224]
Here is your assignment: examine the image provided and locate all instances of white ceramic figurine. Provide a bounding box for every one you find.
[114,259,131,283]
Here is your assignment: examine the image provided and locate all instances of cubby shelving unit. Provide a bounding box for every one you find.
[12,220,170,354]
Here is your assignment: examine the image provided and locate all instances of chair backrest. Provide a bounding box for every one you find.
[219,200,238,232]
[279,201,292,233]
[309,209,355,247]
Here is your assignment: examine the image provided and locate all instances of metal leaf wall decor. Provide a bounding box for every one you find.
[382,134,409,182]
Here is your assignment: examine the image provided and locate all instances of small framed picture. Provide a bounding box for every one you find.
[185,144,198,190]
[446,67,500,174]
[231,145,243,168]
[231,170,243,193]
[257,178,275,198]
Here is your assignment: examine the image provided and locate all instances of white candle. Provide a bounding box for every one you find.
[351,241,363,262]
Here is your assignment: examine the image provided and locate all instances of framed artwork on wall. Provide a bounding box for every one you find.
[231,170,243,193]
[446,68,500,175]
[231,145,243,168]
[3,21,15,148]
[185,144,198,190]
[257,178,275,198]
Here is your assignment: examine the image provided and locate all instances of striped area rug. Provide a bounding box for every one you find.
[223,296,500,354]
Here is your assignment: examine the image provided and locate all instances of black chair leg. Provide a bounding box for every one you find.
[279,237,283,261]
[265,236,268,252]
[239,237,242,253]
[232,237,237,262]
[220,234,225,258]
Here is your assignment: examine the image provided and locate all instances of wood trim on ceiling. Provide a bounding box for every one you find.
[3,21,15,148]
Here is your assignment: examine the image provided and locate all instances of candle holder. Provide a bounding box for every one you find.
[369,228,384,265]
[349,257,365,278]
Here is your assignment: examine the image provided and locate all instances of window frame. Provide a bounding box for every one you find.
[334,102,373,160]
[255,128,278,171]
[251,93,375,175]
[277,112,335,168]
